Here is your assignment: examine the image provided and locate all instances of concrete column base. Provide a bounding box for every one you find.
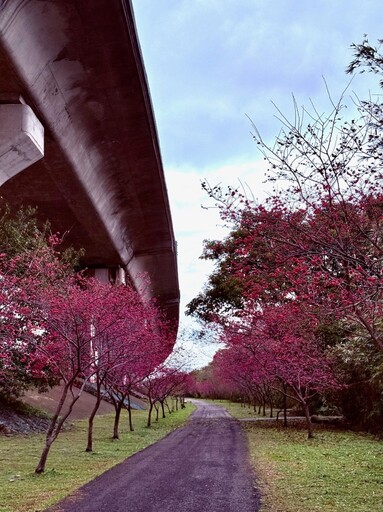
[0,103,44,185]
[93,266,127,285]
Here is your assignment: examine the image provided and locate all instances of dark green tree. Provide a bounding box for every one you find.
[186,237,245,323]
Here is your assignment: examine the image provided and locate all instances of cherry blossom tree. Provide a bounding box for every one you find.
[0,214,80,399]
[141,353,189,428]
[186,42,383,431]
[86,280,173,449]
[33,277,100,473]
[33,275,174,471]
[0,267,55,398]
[104,299,173,437]
[191,80,383,338]
[213,346,274,415]
[221,304,340,437]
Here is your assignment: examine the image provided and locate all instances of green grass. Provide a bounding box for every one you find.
[0,404,195,512]
[219,400,383,512]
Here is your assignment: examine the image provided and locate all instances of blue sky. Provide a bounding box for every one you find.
[131,1,382,364]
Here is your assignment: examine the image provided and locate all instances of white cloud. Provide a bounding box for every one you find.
[166,157,272,314]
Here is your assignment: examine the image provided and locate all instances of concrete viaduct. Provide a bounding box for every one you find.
[0,0,180,337]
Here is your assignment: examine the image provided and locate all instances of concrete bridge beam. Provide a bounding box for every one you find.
[0,0,180,336]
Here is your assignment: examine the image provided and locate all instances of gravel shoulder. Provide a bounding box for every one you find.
[46,400,260,512]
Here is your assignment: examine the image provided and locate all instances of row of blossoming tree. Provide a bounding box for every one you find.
[0,206,188,473]
[187,37,383,436]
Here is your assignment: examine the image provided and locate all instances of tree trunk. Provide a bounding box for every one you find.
[283,391,288,427]
[161,400,166,419]
[302,400,314,439]
[86,375,104,452]
[113,399,123,439]
[35,438,54,474]
[127,394,134,432]
[35,382,81,473]
[155,403,159,422]
[147,402,153,427]
[86,394,102,452]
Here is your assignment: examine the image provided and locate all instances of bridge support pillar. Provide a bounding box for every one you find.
[0,102,44,186]
[93,267,127,285]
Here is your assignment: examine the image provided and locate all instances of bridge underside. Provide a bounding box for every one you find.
[0,1,179,329]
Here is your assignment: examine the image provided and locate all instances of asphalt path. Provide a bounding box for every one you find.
[46,400,260,512]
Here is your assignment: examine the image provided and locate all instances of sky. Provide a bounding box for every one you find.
[131,0,383,366]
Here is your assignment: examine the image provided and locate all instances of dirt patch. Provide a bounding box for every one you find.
[22,385,116,420]
[0,385,117,435]
[1,385,147,435]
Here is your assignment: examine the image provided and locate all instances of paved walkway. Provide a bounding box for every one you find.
[46,400,259,512]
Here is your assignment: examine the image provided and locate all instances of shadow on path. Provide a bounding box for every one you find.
[46,400,260,512]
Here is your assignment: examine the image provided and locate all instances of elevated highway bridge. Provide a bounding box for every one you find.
[0,0,180,336]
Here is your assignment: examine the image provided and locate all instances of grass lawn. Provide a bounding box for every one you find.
[0,403,195,512]
[218,400,383,512]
